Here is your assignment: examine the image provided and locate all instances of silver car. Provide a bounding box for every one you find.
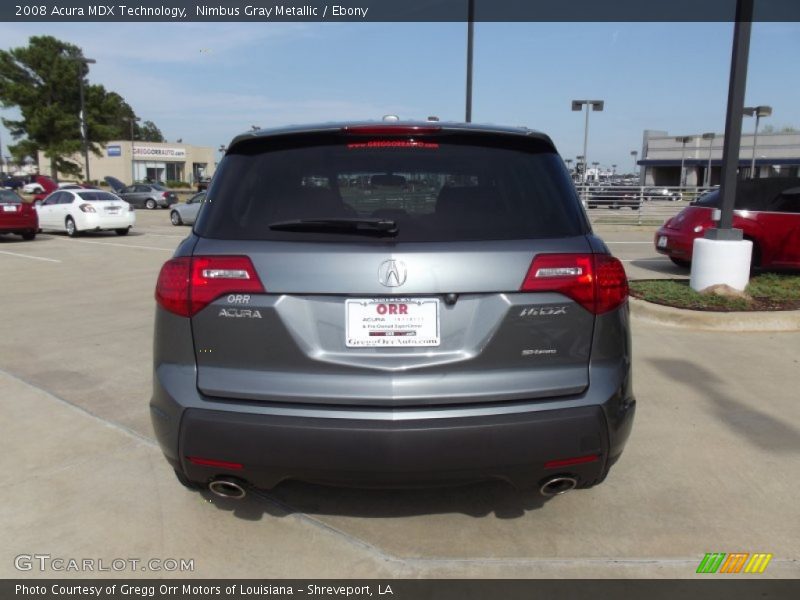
[170,192,205,226]
[151,121,635,500]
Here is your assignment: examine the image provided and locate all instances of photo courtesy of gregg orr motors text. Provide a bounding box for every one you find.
[14,554,194,573]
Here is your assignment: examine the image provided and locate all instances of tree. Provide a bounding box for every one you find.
[0,35,164,180]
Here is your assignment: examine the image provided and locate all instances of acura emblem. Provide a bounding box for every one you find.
[378,259,407,287]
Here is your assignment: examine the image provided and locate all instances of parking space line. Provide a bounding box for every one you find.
[53,239,174,251]
[606,241,653,244]
[0,250,62,263]
[621,258,668,262]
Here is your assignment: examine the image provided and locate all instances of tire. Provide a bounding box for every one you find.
[170,210,183,226]
[145,199,157,210]
[173,468,205,491]
[115,228,130,236]
[746,238,761,272]
[21,231,36,241]
[670,257,691,268]
[65,216,79,237]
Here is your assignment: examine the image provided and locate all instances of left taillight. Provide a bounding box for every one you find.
[155,255,265,317]
[520,253,628,315]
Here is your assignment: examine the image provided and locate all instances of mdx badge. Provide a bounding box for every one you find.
[519,306,568,317]
[378,259,407,287]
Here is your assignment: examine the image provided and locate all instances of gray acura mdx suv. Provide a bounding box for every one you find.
[151,121,635,499]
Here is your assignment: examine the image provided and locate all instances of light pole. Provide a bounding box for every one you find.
[630,150,638,178]
[127,116,140,183]
[564,158,573,177]
[0,126,4,174]
[702,132,716,187]
[576,155,585,184]
[66,55,96,183]
[743,105,771,178]
[465,0,475,122]
[571,100,604,185]
[591,161,599,183]
[675,135,694,187]
[611,164,617,180]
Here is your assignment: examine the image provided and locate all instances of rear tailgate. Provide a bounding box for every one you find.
[188,127,602,408]
[190,238,596,407]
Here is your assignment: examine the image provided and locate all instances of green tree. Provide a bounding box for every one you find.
[137,120,165,142]
[0,35,164,180]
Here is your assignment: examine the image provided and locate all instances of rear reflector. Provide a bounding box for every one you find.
[544,454,600,469]
[520,253,628,315]
[155,255,265,317]
[187,456,243,470]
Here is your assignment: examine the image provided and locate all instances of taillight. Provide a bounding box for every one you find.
[161,192,169,199]
[342,125,441,136]
[155,256,265,317]
[520,253,628,315]
[79,203,96,213]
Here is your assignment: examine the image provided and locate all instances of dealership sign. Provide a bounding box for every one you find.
[133,146,187,159]
[106,145,121,157]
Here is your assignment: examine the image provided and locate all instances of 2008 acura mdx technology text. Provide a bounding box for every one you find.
[151,121,635,500]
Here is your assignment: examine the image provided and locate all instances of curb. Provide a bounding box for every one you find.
[629,297,800,332]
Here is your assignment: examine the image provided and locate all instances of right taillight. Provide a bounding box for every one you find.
[520,253,628,315]
[155,255,265,317]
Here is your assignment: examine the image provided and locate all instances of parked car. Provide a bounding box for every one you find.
[0,188,37,240]
[196,176,212,192]
[586,185,641,210]
[644,186,682,202]
[32,176,58,205]
[104,176,177,209]
[1,174,25,190]
[170,192,205,226]
[36,189,135,237]
[152,121,635,499]
[655,177,800,268]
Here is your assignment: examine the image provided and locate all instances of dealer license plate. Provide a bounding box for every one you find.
[657,235,668,248]
[345,298,440,347]
[2,205,17,212]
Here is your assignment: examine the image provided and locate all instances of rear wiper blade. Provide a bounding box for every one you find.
[268,217,398,236]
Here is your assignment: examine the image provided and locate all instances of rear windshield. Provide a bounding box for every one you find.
[0,190,21,202]
[77,191,120,201]
[194,133,587,242]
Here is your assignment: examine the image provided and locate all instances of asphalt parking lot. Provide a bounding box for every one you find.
[1,210,798,578]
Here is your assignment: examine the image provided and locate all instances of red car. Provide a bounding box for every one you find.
[0,188,38,240]
[655,177,800,270]
[31,175,58,205]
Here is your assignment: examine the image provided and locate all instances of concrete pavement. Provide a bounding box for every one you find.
[1,212,798,578]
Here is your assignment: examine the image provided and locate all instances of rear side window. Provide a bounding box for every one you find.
[195,133,587,242]
[77,191,119,201]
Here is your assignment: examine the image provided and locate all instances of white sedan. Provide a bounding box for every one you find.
[36,189,135,237]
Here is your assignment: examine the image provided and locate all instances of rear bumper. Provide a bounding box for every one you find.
[655,228,695,259]
[175,403,633,490]
[151,364,635,491]
[0,214,37,232]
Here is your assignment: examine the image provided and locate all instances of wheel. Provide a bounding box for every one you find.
[670,257,691,268]
[65,216,79,237]
[21,231,36,241]
[173,468,205,491]
[170,210,183,226]
[115,228,130,236]
[145,199,157,210]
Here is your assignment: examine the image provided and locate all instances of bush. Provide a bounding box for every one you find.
[166,180,191,189]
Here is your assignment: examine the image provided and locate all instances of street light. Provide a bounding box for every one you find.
[630,150,638,178]
[127,116,140,183]
[571,100,604,185]
[592,161,599,183]
[674,135,694,187]
[65,55,96,183]
[564,158,573,175]
[702,132,716,187]
[743,105,772,178]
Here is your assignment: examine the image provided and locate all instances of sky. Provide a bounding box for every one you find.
[0,20,799,173]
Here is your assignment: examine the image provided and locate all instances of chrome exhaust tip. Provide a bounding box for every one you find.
[539,476,578,497]
[208,479,247,500]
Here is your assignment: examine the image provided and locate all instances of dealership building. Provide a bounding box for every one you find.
[638,130,800,186]
[38,140,217,185]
